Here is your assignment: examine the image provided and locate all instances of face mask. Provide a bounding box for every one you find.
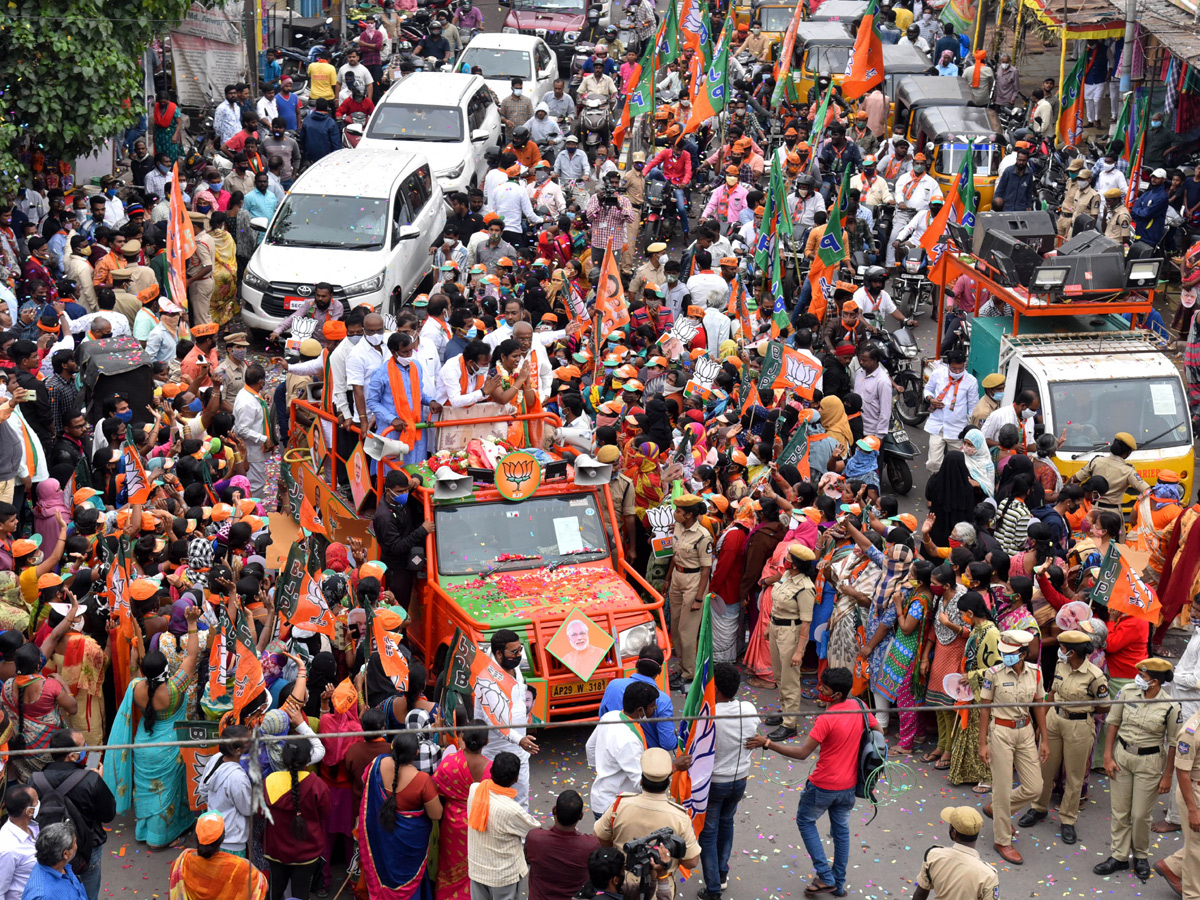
[1021,408,1036,419]
[395,355,412,367]
[1001,652,1021,668]
[273,131,284,139]
[988,390,1002,401]
[115,409,133,423]
[667,274,678,284]
[196,205,211,214]
[1135,674,1151,691]
[207,181,222,191]
[465,326,478,339]
[1102,161,1114,171]
[512,88,523,96]
[914,165,926,175]
[106,188,117,198]
[231,347,247,362]
[1000,62,1010,70]
[29,801,40,818]
[726,176,738,187]
[157,164,169,174]
[499,650,523,670]
[389,491,409,507]
[348,333,363,345]
[1151,121,1162,129]
[188,398,203,413]
[366,333,384,346]
[1057,648,1070,662]
[931,583,946,596]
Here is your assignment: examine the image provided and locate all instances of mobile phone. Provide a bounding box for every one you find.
[86,751,102,769]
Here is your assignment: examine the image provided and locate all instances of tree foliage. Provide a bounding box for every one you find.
[0,0,195,193]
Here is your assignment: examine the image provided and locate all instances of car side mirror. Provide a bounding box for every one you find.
[249,217,270,233]
[394,224,421,241]
[471,127,490,143]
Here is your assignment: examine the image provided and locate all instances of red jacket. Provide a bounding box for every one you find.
[337,95,376,121]
[646,148,692,186]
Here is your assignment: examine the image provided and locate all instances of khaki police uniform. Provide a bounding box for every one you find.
[1057,184,1101,237]
[768,569,816,730]
[969,394,1000,429]
[917,843,1000,900]
[980,661,1045,846]
[668,520,713,681]
[1101,203,1132,244]
[621,168,647,274]
[595,790,702,900]
[607,472,637,548]
[1033,659,1108,824]
[1106,683,1181,862]
[1160,708,1200,898]
[1076,453,1149,509]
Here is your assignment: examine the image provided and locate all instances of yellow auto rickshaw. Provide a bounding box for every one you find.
[909,106,1004,210]
[751,0,803,48]
[791,21,854,101]
[894,75,971,140]
[880,43,932,102]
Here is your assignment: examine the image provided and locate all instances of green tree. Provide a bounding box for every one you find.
[0,0,194,193]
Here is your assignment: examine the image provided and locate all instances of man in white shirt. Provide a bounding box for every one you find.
[892,196,943,250]
[922,350,979,473]
[346,312,392,432]
[437,340,499,406]
[337,50,373,95]
[485,296,524,350]
[887,154,939,266]
[329,309,363,426]
[489,166,542,243]
[851,157,894,210]
[232,363,274,496]
[527,162,566,217]
[418,296,452,364]
[851,267,912,328]
[981,389,1039,450]
[1155,596,1200,840]
[553,393,594,454]
[685,249,728,310]
[513,321,554,400]
[585,680,660,816]
[475,631,538,809]
[0,784,39,899]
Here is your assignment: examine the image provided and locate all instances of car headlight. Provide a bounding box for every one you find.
[443,160,465,179]
[242,267,269,292]
[617,622,655,658]
[503,26,519,33]
[564,30,580,41]
[342,272,385,296]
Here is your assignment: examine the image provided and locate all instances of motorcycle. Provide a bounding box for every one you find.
[642,178,670,247]
[577,92,613,162]
[881,412,917,495]
[867,313,925,426]
[568,43,595,97]
[342,111,368,148]
[895,246,933,319]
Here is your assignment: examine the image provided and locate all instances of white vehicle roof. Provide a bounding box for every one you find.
[288,148,427,199]
[379,71,484,106]
[462,33,543,52]
[1003,333,1178,382]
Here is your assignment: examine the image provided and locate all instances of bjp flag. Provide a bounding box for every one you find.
[165,163,195,307]
[593,240,629,333]
[841,0,884,100]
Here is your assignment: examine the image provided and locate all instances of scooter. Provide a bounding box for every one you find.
[642,178,670,247]
[577,92,613,162]
[342,111,368,148]
[881,411,917,495]
[568,43,595,97]
[895,246,933,319]
[866,313,925,426]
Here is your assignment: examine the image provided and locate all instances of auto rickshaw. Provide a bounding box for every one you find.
[791,21,854,100]
[880,43,932,101]
[751,0,804,45]
[909,105,1004,210]
[894,75,971,139]
[807,0,867,22]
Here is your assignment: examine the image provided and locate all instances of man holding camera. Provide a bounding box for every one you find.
[594,747,702,899]
[585,170,638,268]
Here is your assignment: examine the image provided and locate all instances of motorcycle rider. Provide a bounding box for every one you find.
[528,161,566,219]
[740,23,774,63]
[414,22,450,65]
[1057,166,1101,238]
[818,123,863,192]
[876,133,913,185]
[851,156,894,211]
[702,167,750,231]
[526,104,564,158]
[505,126,543,180]
[645,139,694,240]
[892,194,944,249]
[899,23,930,54]
[591,43,620,79]
[853,266,917,328]
[543,80,577,131]
[788,174,826,229]
[849,110,878,156]
[454,0,485,36]
[581,59,619,102]
[1131,168,1172,248]
[887,153,938,266]
[553,134,590,183]
[604,26,625,62]
[437,10,463,58]
[336,81,376,125]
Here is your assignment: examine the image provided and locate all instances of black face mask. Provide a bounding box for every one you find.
[499,651,522,670]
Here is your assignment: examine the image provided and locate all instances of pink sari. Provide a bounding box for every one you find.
[430,751,490,900]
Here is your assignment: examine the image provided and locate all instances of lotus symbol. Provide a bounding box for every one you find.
[502,459,536,496]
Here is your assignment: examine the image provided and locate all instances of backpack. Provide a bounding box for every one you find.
[30,768,93,875]
[853,698,888,812]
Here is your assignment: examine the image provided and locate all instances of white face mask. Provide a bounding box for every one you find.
[1000,62,1011,70]
[1134,674,1151,691]
[1021,408,1036,420]
[348,334,363,345]
[395,355,412,367]
[365,332,384,347]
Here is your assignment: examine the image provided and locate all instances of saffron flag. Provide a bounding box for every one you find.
[207,602,229,699]
[471,652,520,736]
[726,278,752,342]
[593,240,629,333]
[770,2,804,106]
[613,40,654,150]
[679,0,708,61]
[1057,50,1090,148]
[921,149,975,253]
[842,0,884,100]
[685,14,731,135]
[121,434,153,506]
[299,494,327,537]
[165,163,195,308]
[107,539,133,639]
[808,168,851,318]
[372,615,411,686]
[671,594,717,834]
[231,605,265,721]
[1091,542,1163,623]
[287,574,337,638]
[756,340,823,400]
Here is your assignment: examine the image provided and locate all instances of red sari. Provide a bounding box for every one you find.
[430,751,490,900]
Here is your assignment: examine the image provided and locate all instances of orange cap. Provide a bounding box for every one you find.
[37,573,63,590]
[130,578,160,601]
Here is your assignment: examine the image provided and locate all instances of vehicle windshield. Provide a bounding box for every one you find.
[458,47,533,81]
[436,494,610,575]
[759,7,796,30]
[804,45,850,74]
[513,0,584,10]
[366,104,464,142]
[266,194,387,249]
[937,142,1001,177]
[1050,377,1190,452]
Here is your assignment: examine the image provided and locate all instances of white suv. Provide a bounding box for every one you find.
[357,73,502,195]
[457,33,559,108]
[240,149,446,331]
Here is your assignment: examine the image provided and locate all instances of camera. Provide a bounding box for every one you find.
[622,828,687,899]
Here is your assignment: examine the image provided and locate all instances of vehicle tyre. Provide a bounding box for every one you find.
[893,369,928,426]
[901,285,915,318]
[885,456,913,495]
[644,218,661,250]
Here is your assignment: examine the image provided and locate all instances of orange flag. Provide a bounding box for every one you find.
[841,0,885,101]
[287,574,337,638]
[593,240,629,333]
[300,495,327,537]
[372,616,411,687]
[165,163,195,308]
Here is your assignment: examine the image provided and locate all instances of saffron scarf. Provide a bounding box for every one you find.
[468,778,519,832]
[385,357,423,450]
[619,712,647,747]
[154,101,178,130]
[245,386,277,445]
[459,357,484,396]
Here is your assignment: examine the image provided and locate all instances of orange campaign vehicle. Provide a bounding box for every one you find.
[284,398,670,719]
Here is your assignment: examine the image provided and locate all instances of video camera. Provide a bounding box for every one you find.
[622,828,688,900]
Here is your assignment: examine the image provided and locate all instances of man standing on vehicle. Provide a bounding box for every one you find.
[348,312,391,433]
[374,468,433,602]
[923,349,978,474]
[993,146,1035,212]
[501,78,535,135]
[887,154,938,266]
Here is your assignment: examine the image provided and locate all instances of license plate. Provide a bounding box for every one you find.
[551,678,606,698]
[284,296,308,311]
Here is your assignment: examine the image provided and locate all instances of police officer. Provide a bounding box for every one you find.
[765,543,817,743]
[1096,657,1181,881]
[913,806,1000,900]
[1072,433,1148,541]
[1099,187,1133,247]
[594,747,703,900]
[970,373,1005,428]
[1156,700,1200,895]
[980,629,1048,865]
[1057,167,1101,238]
[596,445,637,561]
[1021,630,1109,844]
[664,494,712,692]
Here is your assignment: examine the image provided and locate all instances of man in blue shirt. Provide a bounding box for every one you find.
[242,172,279,244]
[934,23,959,63]
[20,821,88,900]
[992,146,1034,212]
[1131,168,1171,246]
[597,644,675,750]
[261,49,282,84]
[275,76,301,131]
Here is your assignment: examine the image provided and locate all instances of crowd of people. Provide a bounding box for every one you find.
[1,1,1200,900]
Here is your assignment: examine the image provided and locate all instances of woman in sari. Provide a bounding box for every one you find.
[818,396,853,456]
[920,564,966,768]
[150,597,207,716]
[209,212,240,326]
[1,641,76,781]
[873,559,934,752]
[823,532,882,689]
[431,719,492,900]
[41,600,107,749]
[103,601,202,849]
[625,440,664,575]
[490,339,542,449]
[948,591,1001,789]
[360,731,443,900]
[0,571,28,633]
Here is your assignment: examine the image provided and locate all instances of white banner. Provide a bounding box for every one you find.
[171,32,247,106]
[174,0,244,43]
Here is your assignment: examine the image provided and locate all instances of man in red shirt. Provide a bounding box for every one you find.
[644,139,693,238]
[747,667,880,896]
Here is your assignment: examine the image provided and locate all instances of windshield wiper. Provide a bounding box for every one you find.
[1140,420,1191,449]
[486,555,544,572]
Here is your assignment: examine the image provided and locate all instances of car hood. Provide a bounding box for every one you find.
[250,241,388,288]
[356,137,467,176]
[439,562,642,628]
[505,9,583,30]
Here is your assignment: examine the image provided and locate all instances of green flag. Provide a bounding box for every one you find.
[769,231,787,336]
[1112,92,1132,153]
[810,81,834,154]
[777,421,810,468]
[817,167,852,270]
[698,1,713,67]
[754,154,788,271]
[655,0,680,67]
[685,14,729,134]
[771,152,793,239]
[274,540,308,619]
